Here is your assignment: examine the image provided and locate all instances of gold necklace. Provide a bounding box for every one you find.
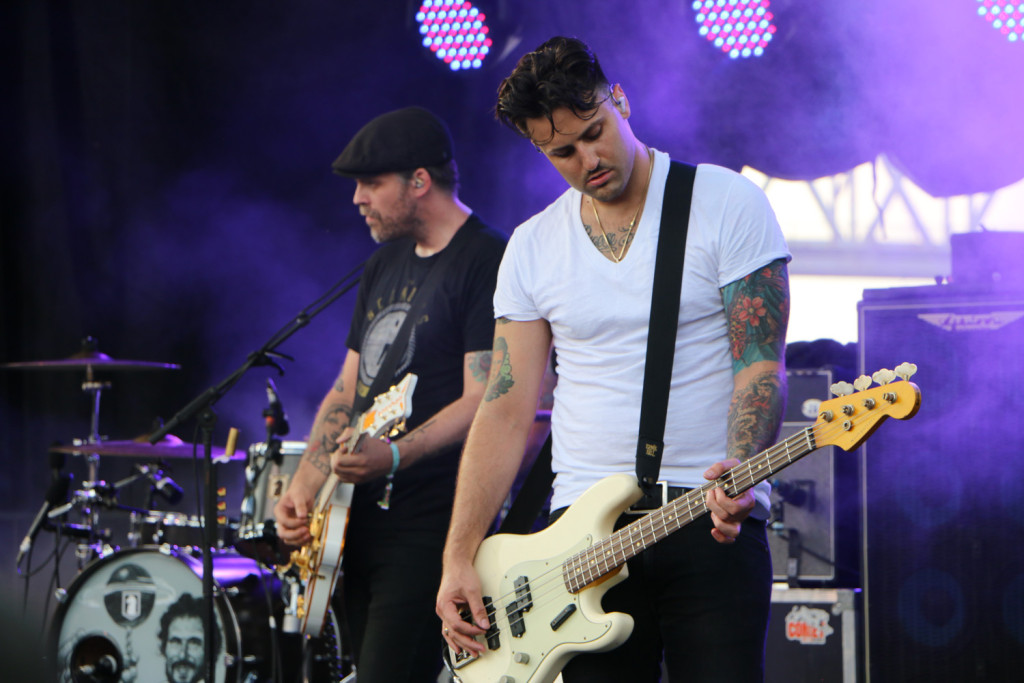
[590,146,655,263]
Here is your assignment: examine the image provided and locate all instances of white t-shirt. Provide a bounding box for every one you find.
[495,150,791,513]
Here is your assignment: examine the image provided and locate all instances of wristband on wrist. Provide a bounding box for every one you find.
[388,441,400,475]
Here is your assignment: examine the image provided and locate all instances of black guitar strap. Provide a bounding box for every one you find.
[499,161,697,533]
[635,161,696,508]
[354,217,477,414]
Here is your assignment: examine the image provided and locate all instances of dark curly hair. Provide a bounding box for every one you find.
[157,593,220,655]
[495,36,611,143]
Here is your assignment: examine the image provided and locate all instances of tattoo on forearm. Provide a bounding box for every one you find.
[403,419,435,444]
[304,442,332,477]
[723,259,790,372]
[303,402,352,476]
[728,370,785,462]
[401,418,441,461]
[467,351,492,384]
[484,336,515,402]
[333,372,346,393]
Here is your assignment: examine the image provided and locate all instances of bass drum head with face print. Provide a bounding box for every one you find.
[57,546,352,682]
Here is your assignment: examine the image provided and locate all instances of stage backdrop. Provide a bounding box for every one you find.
[3,0,1023,651]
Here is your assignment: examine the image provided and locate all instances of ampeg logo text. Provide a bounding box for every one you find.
[918,311,1024,333]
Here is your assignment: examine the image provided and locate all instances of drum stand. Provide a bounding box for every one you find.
[73,370,112,567]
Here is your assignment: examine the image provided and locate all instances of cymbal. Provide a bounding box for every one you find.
[50,436,243,461]
[1,351,180,371]
[0,337,180,371]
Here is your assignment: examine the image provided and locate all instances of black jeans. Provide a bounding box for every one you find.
[551,508,773,683]
[336,488,452,683]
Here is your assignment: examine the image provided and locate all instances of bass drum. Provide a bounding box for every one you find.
[51,547,347,682]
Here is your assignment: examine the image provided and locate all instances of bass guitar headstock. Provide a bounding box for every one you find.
[814,362,921,452]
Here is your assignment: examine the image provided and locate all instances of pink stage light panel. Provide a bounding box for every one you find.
[692,0,777,59]
[416,1,493,71]
[977,1,1024,43]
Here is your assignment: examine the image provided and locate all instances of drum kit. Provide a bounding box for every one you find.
[4,338,351,683]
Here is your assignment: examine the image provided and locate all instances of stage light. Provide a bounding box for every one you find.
[977,1,1024,43]
[691,0,777,59]
[416,1,494,71]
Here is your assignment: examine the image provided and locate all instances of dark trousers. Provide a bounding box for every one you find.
[335,493,451,683]
[554,510,773,683]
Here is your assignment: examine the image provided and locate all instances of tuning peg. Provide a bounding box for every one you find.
[872,368,897,386]
[830,381,854,397]
[895,362,918,380]
[854,375,874,392]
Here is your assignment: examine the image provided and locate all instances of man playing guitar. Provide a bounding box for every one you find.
[275,106,506,682]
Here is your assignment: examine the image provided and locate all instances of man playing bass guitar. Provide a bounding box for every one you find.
[437,37,791,683]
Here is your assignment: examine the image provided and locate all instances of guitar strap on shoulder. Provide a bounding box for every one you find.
[635,161,696,508]
[354,218,476,415]
[499,160,697,533]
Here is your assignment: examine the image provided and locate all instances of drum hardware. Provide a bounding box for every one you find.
[1,336,182,479]
[107,265,362,682]
[48,478,151,520]
[128,511,238,552]
[50,437,244,461]
[2,338,182,570]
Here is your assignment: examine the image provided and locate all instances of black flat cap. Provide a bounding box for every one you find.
[331,106,454,177]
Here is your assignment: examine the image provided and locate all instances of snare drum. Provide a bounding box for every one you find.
[51,547,347,682]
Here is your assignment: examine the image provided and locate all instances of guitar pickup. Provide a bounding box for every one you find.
[505,576,533,638]
[460,598,501,651]
[483,596,500,650]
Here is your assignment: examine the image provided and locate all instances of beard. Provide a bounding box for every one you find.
[166,657,202,683]
[365,186,420,244]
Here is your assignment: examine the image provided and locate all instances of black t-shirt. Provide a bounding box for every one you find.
[345,214,506,514]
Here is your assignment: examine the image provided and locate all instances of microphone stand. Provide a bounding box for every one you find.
[146,261,363,683]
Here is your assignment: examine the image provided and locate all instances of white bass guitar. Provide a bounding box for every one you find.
[448,365,921,683]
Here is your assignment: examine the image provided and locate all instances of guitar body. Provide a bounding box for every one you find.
[453,474,644,683]
[300,484,353,636]
[288,373,418,638]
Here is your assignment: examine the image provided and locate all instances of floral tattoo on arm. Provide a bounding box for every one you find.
[723,258,789,372]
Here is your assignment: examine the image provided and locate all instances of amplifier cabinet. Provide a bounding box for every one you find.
[765,587,861,683]
[858,284,1024,682]
[768,369,860,585]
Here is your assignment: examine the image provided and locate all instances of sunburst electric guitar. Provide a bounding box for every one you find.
[288,372,417,637]
[447,365,921,683]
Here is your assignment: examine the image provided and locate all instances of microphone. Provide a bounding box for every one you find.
[16,474,71,568]
[263,378,290,437]
[136,464,184,505]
